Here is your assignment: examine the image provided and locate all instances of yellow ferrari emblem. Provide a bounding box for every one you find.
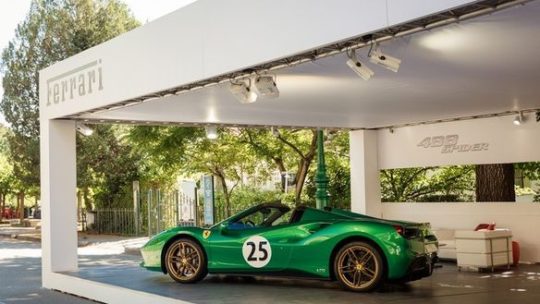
[203,230,211,239]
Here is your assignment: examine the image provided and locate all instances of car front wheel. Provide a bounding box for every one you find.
[164,238,207,283]
[334,241,384,292]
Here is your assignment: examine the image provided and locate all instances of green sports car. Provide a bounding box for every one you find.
[140,202,438,292]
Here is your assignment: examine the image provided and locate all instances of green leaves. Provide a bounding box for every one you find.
[380,166,475,202]
[0,0,140,205]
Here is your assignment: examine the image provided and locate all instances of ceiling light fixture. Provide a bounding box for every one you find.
[346,49,374,80]
[368,45,401,72]
[229,79,257,104]
[76,123,94,136]
[513,112,524,126]
[205,125,218,139]
[254,75,279,98]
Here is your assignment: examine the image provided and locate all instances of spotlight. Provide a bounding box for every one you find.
[205,125,218,139]
[513,112,524,126]
[76,123,93,136]
[369,47,401,72]
[229,79,257,104]
[346,49,374,80]
[254,75,279,98]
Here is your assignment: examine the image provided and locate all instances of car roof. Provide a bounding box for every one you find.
[256,201,291,211]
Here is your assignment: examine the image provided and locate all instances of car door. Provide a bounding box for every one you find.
[206,207,293,273]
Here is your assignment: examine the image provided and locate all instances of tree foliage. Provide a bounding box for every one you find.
[0,125,15,218]
[77,125,141,208]
[127,126,202,187]
[128,126,338,209]
[516,162,540,181]
[183,129,265,216]
[241,128,318,205]
[0,0,140,208]
[380,165,475,202]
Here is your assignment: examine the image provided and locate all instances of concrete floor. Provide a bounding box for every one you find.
[70,258,540,304]
[2,235,540,304]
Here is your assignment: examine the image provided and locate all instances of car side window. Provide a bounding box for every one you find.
[229,207,289,229]
[271,211,292,226]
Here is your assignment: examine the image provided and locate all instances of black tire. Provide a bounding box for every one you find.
[164,238,207,283]
[333,241,384,292]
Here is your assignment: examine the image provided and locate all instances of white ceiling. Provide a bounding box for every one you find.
[80,1,540,129]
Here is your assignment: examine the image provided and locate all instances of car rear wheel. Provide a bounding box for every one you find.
[165,238,207,283]
[334,241,384,292]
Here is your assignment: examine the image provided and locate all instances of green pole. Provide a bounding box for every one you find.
[315,129,330,209]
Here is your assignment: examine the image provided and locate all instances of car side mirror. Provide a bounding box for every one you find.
[219,222,230,234]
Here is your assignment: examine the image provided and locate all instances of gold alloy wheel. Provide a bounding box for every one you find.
[165,240,203,282]
[336,243,381,291]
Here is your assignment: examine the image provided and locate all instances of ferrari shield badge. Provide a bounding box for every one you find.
[203,230,211,239]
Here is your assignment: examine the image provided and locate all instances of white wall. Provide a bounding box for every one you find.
[381,203,540,263]
[374,115,540,262]
[350,130,382,217]
[378,114,540,169]
[39,120,78,276]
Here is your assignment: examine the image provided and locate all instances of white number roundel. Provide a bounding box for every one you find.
[242,235,272,268]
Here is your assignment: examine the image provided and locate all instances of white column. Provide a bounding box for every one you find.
[40,119,78,284]
[350,130,382,217]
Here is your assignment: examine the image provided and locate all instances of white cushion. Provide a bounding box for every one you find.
[433,229,455,241]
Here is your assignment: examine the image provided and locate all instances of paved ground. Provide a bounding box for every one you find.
[0,223,148,253]
[2,227,540,304]
[71,260,540,304]
[0,238,97,304]
[0,224,147,304]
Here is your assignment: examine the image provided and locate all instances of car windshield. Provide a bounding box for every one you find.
[229,206,291,229]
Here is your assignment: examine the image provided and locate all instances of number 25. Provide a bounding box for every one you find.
[246,241,269,261]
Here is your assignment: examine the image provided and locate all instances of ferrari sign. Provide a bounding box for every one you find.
[46,59,103,106]
[242,235,272,268]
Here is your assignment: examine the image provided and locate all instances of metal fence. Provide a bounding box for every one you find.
[86,189,285,236]
[89,189,198,236]
[144,189,198,236]
[94,208,137,235]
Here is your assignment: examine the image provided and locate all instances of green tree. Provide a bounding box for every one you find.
[183,128,263,217]
[380,165,474,202]
[128,126,202,188]
[77,125,141,208]
[0,125,15,220]
[241,128,318,205]
[0,0,140,209]
[129,126,325,209]
[516,162,540,181]
[242,129,291,191]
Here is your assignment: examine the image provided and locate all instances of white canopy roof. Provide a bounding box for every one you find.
[40,0,539,129]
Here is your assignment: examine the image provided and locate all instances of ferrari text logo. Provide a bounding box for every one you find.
[46,59,103,106]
